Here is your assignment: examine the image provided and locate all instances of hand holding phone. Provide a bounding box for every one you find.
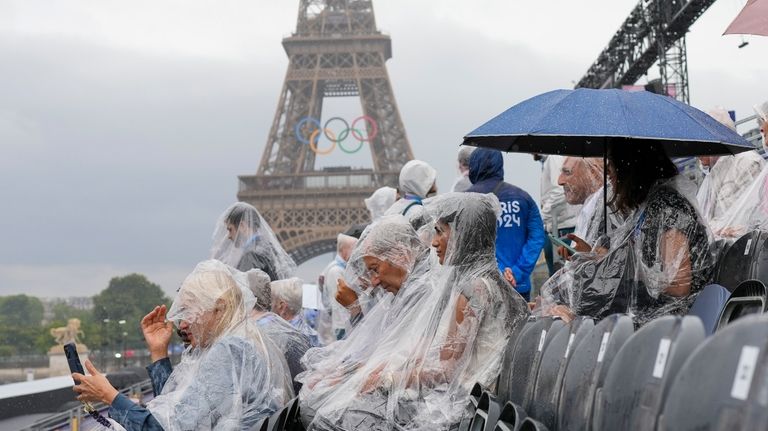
[548,232,577,254]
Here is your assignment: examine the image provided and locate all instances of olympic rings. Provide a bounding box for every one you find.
[309,128,336,155]
[294,115,378,155]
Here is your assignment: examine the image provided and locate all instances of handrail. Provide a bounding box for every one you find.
[24,379,153,431]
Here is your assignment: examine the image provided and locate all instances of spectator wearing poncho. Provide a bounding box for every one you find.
[385,160,437,231]
[696,108,765,235]
[537,142,715,327]
[211,202,297,281]
[72,260,294,430]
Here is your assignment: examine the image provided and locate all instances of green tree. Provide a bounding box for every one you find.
[92,274,171,349]
[0,294,44,327]
[0,295,45,355]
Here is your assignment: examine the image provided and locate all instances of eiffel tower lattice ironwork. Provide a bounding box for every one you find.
[238,0,413,265]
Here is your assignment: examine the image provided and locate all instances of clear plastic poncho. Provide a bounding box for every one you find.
[365,186,398,222]
[298,216,437,429]
[299,194,530,430]
[385,160,437,231]
[147,260,294,430]
[211,202,297,280]
[536,176,715,327]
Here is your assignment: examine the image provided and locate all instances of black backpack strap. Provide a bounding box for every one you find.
[402,200,422,216]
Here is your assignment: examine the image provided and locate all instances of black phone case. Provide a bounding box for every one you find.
[64,342,85,376]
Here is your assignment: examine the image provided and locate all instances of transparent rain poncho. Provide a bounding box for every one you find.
[299,194,529,430]
[536,176,715,327]
[559,157,623,247]
[298,216,437,429]
[226,266,312,394]
[211,202,297,280]
[705,163,768,239]
[364,186,398,222]
[385,160,437,231]
[146,260,294,430]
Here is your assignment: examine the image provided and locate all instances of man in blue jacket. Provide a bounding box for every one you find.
[466,148,546,301]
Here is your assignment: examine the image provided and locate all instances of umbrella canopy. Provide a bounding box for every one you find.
[462,88,754,157]
[724,0,768,37]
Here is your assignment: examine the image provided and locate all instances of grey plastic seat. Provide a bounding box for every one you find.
[469,391,502,431]
[557,314,634,431]
[687,284,730,336]
[715,230,763,292]
[593,316,705,431]
[493,401,527,431]
[518,417,549,431]
[248,417,268,431]
[497,318,537,405]
[508,317,566,409]
[528,317,594,430]
[658,315,768,430]
[716,279,768,330]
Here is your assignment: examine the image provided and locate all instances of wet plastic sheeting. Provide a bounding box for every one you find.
[557,314,634,431]
[593,316,704,431]
[658,315,768,430]
[494,401,527,431]
[714,230,763,291]
[497,319,536,405]
[507,318,566,410]
[529,317,594,430]
[716,280,768,330]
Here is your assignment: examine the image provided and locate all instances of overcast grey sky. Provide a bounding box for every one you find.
[1,0,765,298]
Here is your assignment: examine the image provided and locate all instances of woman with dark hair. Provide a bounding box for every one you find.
[538,142,715,326]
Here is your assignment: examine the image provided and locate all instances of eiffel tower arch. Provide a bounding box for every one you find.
[238,0,414,265]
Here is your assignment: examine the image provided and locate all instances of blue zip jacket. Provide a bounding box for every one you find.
[467,148,546,299]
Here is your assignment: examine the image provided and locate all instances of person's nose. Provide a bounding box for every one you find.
[557,173,566,187]
[179,320,189,330]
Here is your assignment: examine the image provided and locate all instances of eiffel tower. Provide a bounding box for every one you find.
[238,0,413,265]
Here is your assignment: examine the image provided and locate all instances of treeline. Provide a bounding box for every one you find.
[0,274,170,357]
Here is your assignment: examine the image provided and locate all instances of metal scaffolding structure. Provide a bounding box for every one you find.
[575,0,716,104]
[240,0,413,264]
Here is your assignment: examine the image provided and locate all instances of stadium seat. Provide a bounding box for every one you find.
[469,391,502,431]
[248,417,269,431]
[716,279,768,330]
[557,314,634,431]
[493,401,527,431]
[658,315,768,430]
[687,284,730,336]
[715,230,763,291]
[593,316,705,431]
[267,404,290,431]
[497,319,536,405]
[528,317,594,429]
[508,318,566,409]
[518,417,550,431]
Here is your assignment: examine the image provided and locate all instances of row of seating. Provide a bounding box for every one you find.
[249,397,303,431]
[465,279,768,431]
[714,230,768,292]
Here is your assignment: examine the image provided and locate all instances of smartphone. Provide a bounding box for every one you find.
[64,342,85,378]
[548,232,577,254]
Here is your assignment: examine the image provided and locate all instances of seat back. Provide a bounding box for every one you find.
[593,316,705,431]
[716,280,768,331]
[557,314,634,431]
[469,391,502,431]
[658,315,768,430]
[493,401,527,431]
[267,405,290,431]
[529,317,594,430]
[509,318,566,408]
[687,284,730,336]
[715,230,762,291]
[497,319,536,404]
[518,417,550,431]
[247,417,269,431]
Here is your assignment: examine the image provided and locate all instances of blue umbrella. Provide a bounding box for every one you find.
[462,88,754,156]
